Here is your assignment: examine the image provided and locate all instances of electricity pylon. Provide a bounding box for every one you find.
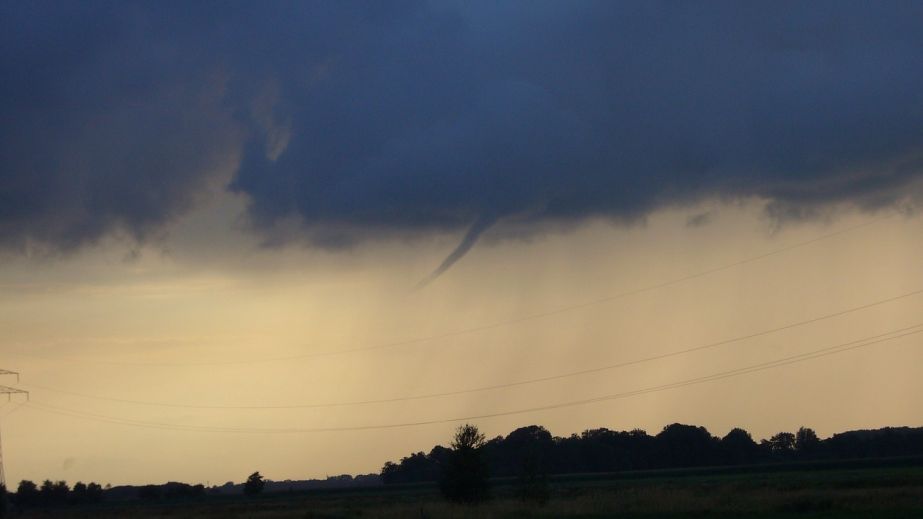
[0,369,28,489]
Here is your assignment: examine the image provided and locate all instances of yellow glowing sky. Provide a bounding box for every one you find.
[1,196,921,486]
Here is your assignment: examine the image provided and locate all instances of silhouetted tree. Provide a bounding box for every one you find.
[39,480,53,505]
[15,480,39,507]
[795,427,820,457]
[656,424,719,467]
[825,427,923,458]
[768,432,796,457]
[86,482,104,503]
[243,472,265,496]
[381,451,441,484]
[38,480,69,506]
[380,461,399,481]
[160,481,206,500]
[0,484,7,518]
[51,480,69,505]
[721,428,760,465]
[429,445,453,477]
[484,425,554,477]
[71,482,87,505]
[439,424,490,503]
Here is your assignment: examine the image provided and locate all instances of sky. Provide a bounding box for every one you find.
[1,1,923,486]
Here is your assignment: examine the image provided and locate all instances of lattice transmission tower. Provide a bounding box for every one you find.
[0,369,29,489]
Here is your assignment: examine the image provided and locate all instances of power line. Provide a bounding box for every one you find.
[22,324,922,434]
[19,287,923,410]
[2,215,891,367]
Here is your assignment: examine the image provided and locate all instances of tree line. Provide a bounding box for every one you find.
[2,422,919,511]
[381,423,923,485]
[0,469,381,511]
[0,479,104,514]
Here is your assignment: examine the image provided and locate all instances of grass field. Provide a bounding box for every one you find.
[16,464,923,518]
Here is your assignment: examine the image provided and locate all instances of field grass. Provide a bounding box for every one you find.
[16,464,923,518]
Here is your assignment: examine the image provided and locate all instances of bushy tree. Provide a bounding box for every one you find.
[380,461,400,483]
[795,427,820,456]
[439,424,490,503]
[15,480,39,507]
[86,482,104,503]
[768,432,796,455]
[721,428,760,464]
[655,424,719,467]
[71,482,87,504]
[38,480,69,506]
[243,472,265,496]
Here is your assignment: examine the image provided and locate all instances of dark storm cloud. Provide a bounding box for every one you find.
[0,2,244,253]
[3,1,923,262]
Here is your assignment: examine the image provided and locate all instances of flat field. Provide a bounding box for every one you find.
[17,464,923,518]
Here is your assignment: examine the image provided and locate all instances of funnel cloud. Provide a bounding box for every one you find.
[417,215,496,288]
